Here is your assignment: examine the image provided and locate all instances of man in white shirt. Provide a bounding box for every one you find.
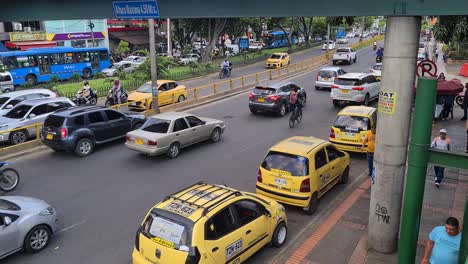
[431,129,451,187]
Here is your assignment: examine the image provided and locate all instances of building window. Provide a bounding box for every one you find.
[71,40,86,48]
[56,41,65,47]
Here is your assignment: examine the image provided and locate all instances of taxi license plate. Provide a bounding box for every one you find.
[341,90,349,93]
[258,98,265,103]
[136,139,144,145]
[46,134,53,140]
[345,132,355,137]
[324,77,329,81]
[274,178,287,186]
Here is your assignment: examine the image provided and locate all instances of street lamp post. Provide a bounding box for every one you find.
[148,19,159,113]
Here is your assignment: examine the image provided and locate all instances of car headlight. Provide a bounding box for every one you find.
[278,204,286,212]
[40,206,55,216]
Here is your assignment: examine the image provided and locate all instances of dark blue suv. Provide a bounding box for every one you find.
[41,106,146,157]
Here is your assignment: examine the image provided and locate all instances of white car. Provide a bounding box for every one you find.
[370,63,383,80]
[331,73,381,107]
[418,42,427,54]
[179,54,200,65]
[346,32,355,38]
[123,55,144,63]
[337,38,348,44]
[322,41,335,50]
[102,62,137,77]
[0,89,57,116]
[332,47,357,65]
[249,41,264,51]
[417,52,426,61]
[315,66,346,90]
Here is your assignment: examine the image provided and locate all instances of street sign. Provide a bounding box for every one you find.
[416,59,438,77]
[112,0,160,19]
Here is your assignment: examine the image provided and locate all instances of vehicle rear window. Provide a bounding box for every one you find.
[261,151,309,176]
[143,213,188,248]
[419,43,425,48]
[373,65,382,70]
[141,118,170,133]
[253,87,276,95]
[335,78,360,86]
[45,115,65,127]
[337,48,350,53]
[334,115,370,131]
[318,70,337,78]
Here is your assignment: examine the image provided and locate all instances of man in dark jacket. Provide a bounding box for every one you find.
[462,83,468,121]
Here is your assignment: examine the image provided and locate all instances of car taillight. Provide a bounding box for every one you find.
[300,178,311,193]
[148,140,157,146]
[330,128,335,139]
[331,85,339,89]
[268,95,280,101]
[257,169,263,183]
[60,127,67,138]
[316,74,319,81]
[249,93,255,99]
[126,135,131,141]
[352,87,364,91]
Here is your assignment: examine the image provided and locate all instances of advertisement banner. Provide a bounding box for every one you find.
[47,32,106,41]
[10,32,47,42]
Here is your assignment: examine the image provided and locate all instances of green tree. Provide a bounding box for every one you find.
[312,17,328,38]
[433,16,468,48]
[297,17,314,45]
[133,56,171,80]
[114,40,131,55]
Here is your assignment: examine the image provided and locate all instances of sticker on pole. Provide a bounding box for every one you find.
[378,91,397,114]
[416,59,438,77]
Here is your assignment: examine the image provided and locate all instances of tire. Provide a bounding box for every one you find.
[105,100,112,107]
[177,95,185,103]
[75,138,94,157]
[315,86,320,90]
[89,97,97,105]
[166,143,180,159]
[456,96,463,107]
[289,116,295,128]
[332,61,337,65]
[3,88,12,93]
[354,56,357,63]
[26,75,37,86]
[9,130,28,145]
[209,128,221,143]
[0,168,20,192]
[297,110,302,123]
[270,222,287,248]
[83,68,92,79]
[364,94,370,106]
[332,99,340,107]
[250,108,257,114]
[340,167,350,184]
[24,225,51,253]
[219,71,224,79]
[304,192,319,215]
[278,103,286,117]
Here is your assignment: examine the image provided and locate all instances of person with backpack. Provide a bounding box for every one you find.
[431,129,451,187]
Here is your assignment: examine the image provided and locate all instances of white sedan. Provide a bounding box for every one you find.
[126,112,226,158]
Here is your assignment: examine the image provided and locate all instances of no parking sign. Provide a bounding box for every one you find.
[416,59,438,77]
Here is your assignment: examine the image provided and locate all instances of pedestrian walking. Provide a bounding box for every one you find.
[431,129,451,187]
[421,217,461,264]
[362,124,376,184]
[461,83,468,121]
[435,48,440,61]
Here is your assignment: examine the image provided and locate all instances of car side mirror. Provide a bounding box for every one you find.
[5,104,13,109]
[202,121,207,125]
[28,113,36,118]
[263,207,272,217]
[339,151,346,157]
[3,216,12,226]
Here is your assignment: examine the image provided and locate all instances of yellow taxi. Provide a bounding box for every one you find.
[128,80,188,111]
[133,182,288,264]
[256,136,350,215]
[266,53,290,68]
[329,106,377,153]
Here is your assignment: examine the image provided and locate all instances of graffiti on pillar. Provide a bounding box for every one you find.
[375,203,390,224]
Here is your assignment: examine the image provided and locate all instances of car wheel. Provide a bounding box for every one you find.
[83,68,92,79]
[250,108,257,114]
[167,143,180,159]
[332,99,340,108]
[304,192,319,215]
[177,95,185,103]
[75,138,94,157]
[9,130,28,145]
[3,88,12,93]
[24,225,51,253]
[271,222,287,248]
[278,103,286,117]
[26,75,37,86]
[210,128,221,143]
[364,94,370,106]
[354,56,357,63]
[315,86,320,90]
[89,97,97,105]
[340,167,350,184]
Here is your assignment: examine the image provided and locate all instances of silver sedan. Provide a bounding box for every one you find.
[125,112,226,158]
[0,196,59,259]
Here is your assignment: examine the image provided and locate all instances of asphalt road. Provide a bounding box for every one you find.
[3,41,378,264]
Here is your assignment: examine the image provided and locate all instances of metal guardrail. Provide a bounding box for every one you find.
[0,36,384,153]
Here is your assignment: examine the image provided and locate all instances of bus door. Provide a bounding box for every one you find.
[37,54,51,75]
[90,51,100,70]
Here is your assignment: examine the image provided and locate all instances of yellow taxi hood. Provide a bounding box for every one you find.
[267,58,281,63]
[129,91,152,101]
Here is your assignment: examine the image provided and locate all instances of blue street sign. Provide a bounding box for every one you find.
[152,87,158,96]
[113,0,160,19]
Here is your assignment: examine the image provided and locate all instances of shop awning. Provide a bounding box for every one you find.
[109,30,165,46]
[5,40,57,50]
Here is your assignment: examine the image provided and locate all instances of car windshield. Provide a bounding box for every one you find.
[109,64,121,69]
[261,151,309,176]
[143,213,189,248]
[334,115,370,131]
[141,118,171,133]
[373,65,382,70]
[318,70,337,78]
[335,78,359,86]
[0,199,20,211]
[0,97,10,107]
[270,54,282,59]
[136,83,152,93]
[4,104,32,119]
[253,87,276,95]
[45,115,65,127]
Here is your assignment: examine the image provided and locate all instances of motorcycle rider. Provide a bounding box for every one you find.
[376,46,384,62]
[289,86,303,114]
[80,81,91,104]
[373,41,377,50]
[113,79,123,104]
[220,59,232,75]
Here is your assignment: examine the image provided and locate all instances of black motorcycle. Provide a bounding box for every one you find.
[72,89,98,105]
[219,66,231,79]
[105,89,128,107]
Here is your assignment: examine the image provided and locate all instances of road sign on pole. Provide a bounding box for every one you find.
[416,59,438,77]
[112,0,160,19]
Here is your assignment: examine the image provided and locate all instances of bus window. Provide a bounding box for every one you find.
[90,51,99,69]
[3,56,18,70]
[37,55,51,74]
[16,55,36,68]
[65,53,73,64]
[50,53,65,65]
[99,50,108,61]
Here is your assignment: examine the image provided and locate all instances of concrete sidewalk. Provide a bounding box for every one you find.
[274,108,468,264]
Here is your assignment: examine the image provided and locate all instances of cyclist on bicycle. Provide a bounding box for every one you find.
[289,87,302,113]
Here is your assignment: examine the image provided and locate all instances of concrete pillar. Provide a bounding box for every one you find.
[368,16,421,253]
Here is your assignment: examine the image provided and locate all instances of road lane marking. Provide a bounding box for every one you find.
[57,219,87,233]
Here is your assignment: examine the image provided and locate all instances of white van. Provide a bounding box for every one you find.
[0,71,14,93]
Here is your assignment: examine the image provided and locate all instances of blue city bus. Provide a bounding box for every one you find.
[263,31,297,48]
[0,47,110,86]
[336,27,346,40]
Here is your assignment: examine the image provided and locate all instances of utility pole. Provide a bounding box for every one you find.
[148,19,159,113]
[166,18,172,57]
[368,16,421,253]
[327,23,330,49]
[88,20,95,47]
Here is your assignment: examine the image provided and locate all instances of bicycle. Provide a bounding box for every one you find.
[289,105,302,128]
[0,162,20,192]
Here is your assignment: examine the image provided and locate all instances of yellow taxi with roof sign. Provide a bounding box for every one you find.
[256,136,350,215]
[132,182,288,264]
[329,106,377,153]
